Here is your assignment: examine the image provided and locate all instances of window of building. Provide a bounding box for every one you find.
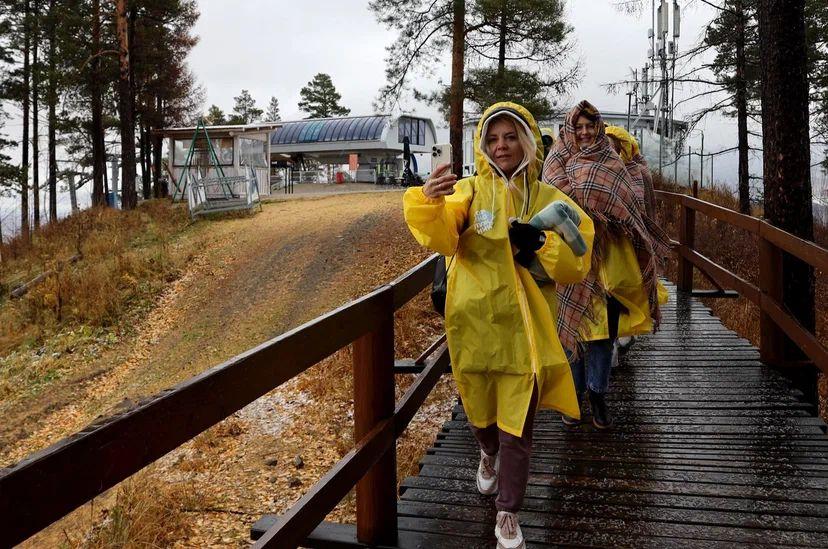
[239,137,267,167]
[398,117,425,146]
[173,137,234,167]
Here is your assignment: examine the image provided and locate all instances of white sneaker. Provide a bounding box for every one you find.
[476,449,499,495]
[495,511,526,549]
[617,336,634,352]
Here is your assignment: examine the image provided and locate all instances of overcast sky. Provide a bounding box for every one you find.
[174,0,777,187]
[192,0,721,136]
[3,0,828,230]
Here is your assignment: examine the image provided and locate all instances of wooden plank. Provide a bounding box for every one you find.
[760,219,828,272]
[690,289,740,299]
[394,343,450,438]
[395,515,750,549]
[761,291,828,375]
[677,201,695,291]
[397,500,828,546]
[252,518,493,549]
[678,246,761,304]
[400,486,828,529]
[352,291,397,545]
[0,285,393,549]
[415,464,828,502]
[421,450,828,476]
[680,193,762,234]
[400,476,828,518]
[390,254,438,311]
[418,456,828,490]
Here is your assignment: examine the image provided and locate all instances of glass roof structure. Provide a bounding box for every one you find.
[270,116,388,145]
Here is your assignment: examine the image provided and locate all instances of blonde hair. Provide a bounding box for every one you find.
[481,113,537,176]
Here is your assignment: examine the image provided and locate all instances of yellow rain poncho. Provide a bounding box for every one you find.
[606,125,657,219]
[579,235,668,341]
[403,102,595,435]
[583,126,667,341]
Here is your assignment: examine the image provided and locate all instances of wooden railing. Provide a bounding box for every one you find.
[0,254,448,549]
[657,189,828,377]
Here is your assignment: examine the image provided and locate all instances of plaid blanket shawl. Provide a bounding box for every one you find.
[542,100,672,353]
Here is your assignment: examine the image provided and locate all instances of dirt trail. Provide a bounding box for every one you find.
[7,191,455,547]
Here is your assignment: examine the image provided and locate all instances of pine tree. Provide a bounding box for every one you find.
[204,104,226,125]
[266,96,281,121]
[759,0,815,399]
[371,0,577,116]
[298,74,350,118]
[228,89,263,124]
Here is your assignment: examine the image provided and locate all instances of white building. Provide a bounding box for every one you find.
[269,114,438,183]
[159,123,281,200]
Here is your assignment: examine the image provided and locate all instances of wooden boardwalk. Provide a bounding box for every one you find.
[392,282,828,548]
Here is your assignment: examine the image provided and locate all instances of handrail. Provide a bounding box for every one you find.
[0,253,445,548]
[656,189,828,377]
[658,191,828,272]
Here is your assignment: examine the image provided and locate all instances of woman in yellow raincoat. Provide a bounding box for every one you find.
[404,102,594,549]
[543,101,672,430]
[605,125,668,359]
[605,125,657,219]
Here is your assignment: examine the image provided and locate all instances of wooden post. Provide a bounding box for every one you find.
[759,237,785,366]
[677,199,695,292]
[352,287,397,545]
[692,179,699,198]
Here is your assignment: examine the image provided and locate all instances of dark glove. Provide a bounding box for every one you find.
[514,248,536,269]
[509,220,546,251]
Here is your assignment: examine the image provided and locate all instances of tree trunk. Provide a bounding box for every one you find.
[21,0,31,241]
[116,0,137,210]
[32,0,40,229]
[449,0,465,177]
[497,4,506,78]
[68,174,78,214]
[91,0,106,207]
[735,0,751,215]
[152,94,162,198]
[47,0,57,223]
[758,0,816,399]
[140,123,150,198]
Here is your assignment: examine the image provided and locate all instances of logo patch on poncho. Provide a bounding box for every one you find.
[473,209,494,234]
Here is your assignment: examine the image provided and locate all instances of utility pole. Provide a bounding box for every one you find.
[674,143,678,184]
[700,132,704,187]
[710,154,714,187]
[687,146,692,185]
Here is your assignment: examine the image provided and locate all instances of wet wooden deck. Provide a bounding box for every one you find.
[393,282,828,548]
[251,282,828,547]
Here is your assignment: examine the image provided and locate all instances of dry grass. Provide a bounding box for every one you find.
[653,175,828,418]
[66,472,205,549]
[0,201,190,354]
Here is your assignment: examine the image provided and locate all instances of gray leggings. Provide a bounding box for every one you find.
[469,383,538,512]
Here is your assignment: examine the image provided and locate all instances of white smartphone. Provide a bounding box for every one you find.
[431,143,453,174]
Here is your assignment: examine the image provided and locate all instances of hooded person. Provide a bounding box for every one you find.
[540,127,557,158]
[403,102,595,549]
[605,125,657,219]
[542,100,672,429]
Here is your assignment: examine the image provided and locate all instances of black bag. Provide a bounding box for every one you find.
[430,256,451,317]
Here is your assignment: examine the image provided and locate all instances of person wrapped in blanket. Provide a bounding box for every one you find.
[542,101,672,429]
[403,102,595,549]
[605,125,668,361]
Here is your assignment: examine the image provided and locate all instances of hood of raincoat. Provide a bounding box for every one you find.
[474,102,545,186]
[605,125,636,163]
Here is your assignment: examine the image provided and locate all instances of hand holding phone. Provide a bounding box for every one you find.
[423,144,457,199]
[431,143,453,174]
